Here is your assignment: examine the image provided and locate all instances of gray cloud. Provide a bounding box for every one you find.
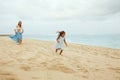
[0,0,120,20]
[0,0,120,34]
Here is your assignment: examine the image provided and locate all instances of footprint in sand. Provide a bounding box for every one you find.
[82,75,89,79]
[116,77,120,80]
[0,70,18,80]
[32,77,39,80]
[47,65,75,73]
[19,65,31,71]
[108,67,120,73]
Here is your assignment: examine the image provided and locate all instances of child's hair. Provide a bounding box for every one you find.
[57,31,65,40]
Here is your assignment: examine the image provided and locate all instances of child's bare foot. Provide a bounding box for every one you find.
[60,54,63,56]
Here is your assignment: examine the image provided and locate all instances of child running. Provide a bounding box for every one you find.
[55,31,68,55]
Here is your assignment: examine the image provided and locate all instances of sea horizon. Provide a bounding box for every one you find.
[23,34,120,49]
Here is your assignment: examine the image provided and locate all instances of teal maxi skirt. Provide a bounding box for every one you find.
[10,32,22,43]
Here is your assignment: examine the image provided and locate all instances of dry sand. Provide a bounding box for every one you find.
[0,37,120,80]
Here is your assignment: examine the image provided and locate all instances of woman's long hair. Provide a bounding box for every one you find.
[18,21,22,28]
[57,31,65,40]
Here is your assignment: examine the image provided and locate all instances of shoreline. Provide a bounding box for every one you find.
[24,37,120,50]
[1,36,120,49]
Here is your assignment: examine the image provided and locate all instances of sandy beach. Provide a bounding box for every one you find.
[0,37,120,80]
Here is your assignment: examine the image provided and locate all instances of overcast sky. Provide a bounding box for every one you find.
[0,0,120,35]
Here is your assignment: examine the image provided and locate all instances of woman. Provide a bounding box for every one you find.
[10,21,24,45]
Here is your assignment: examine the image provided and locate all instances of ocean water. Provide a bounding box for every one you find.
[23,34,120,49]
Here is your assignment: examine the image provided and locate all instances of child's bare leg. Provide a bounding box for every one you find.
[60,50,63,55]
[56,49,58,53]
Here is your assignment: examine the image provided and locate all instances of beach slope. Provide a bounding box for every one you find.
[0,37,120,80]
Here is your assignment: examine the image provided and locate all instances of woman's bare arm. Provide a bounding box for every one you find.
[14,26,18,34]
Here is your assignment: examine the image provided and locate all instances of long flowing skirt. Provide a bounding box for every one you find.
[10,32,22,43]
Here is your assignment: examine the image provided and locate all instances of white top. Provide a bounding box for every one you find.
[15,26,23,33]
[55,36,65,50]
[59,36,65,44]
